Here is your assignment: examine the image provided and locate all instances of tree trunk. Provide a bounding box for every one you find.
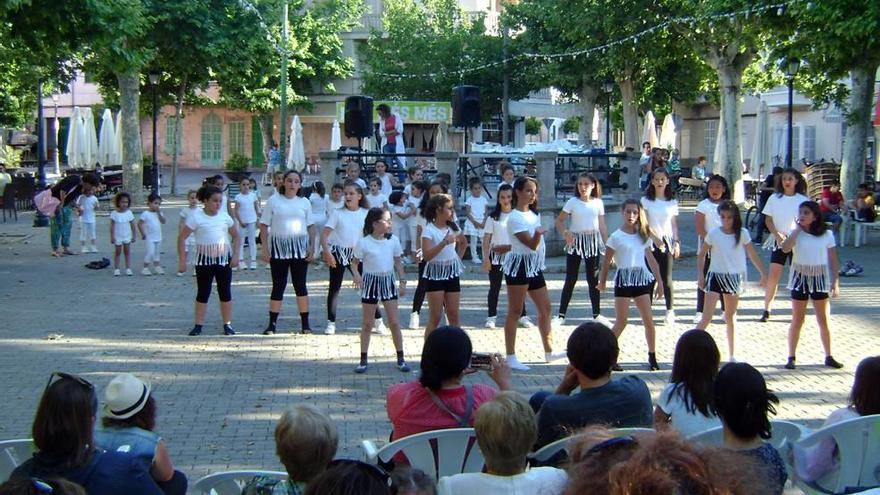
[619,78,639,150]
[170,75,187,196]
[258,113,274,167]
[716,63,745,203]
[577,80,598,146]
[117,71,144,203]
[841,64,877,199]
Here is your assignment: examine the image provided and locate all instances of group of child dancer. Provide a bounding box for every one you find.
[97,160,845,373]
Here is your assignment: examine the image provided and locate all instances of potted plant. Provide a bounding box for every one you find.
[225,153,251,182]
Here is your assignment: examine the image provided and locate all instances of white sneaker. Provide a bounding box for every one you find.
[593,314,613,328]
[545,351,568,363]
[551,315,565,328]
[518,316,535,329]
[154,266,165,275]
[485,316,496,329]
[192,269,197,277]
[471,257,482,265]
[409,312,420,330]
[176,272,184,277]
[249,262,257,270]
[141,267,152,276]
[231,266,239,271]
[506,355,530,371]
[90,246,99,253]
[373,318,389,335]
[125,268,133,276]
[324,321,336,335]
[665,309,676,328]
[113,269,121,277]
[693,312,703,325]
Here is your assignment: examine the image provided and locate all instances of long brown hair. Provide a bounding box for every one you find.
[622,199,649,242]
[851,356,880,415]
[33,378,98,469]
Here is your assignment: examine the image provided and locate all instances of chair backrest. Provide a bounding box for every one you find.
[373,428,484,479]
[2,183,15,205]
[794,414,880,494]
[0,439,35,482]
[530,427,655,464]
[192,470,288,495]
[688,420,809,449]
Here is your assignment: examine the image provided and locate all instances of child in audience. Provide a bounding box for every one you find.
[850,182,876,222]
[374,159,396,196]
[654,329,722,437]
[405,180,426,262]
[481,184,528,329]
[308,181,328,260]
[390,190,414,261]
[696,201,766,361]
[391,468,436,495]
[346,162,367,189]
[421,193,467,336]
[328,182,344,211]
[233,178,260,270]
[598,199,664,370]
[303,461,391,495]
[138,193,166,276]
[110,191,136,276]
[366,177,390,210]
[177,190,199,277]
[497,162,515,191]
[351,208,409,373]
[403,165,424,196]
[463,177,488,264]
[76,185,99,253]
[781,200,842,369]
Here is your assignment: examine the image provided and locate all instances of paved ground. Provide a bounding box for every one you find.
[1,193,878,489]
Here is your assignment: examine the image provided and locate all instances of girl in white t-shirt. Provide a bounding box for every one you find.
[233,178,261,270]
[463,177,488,265]
[780,200,842,370]
[327,182,344,212]
[761,168,810,322]
[177,190,199,276]
[389,190,414,259]
[502,177,564,371]
[322,183,384,335]
[421,193,467,337]
[308,181,328,260]
[598,199,664,371]
[259,170,316,335]
[366,177,390,210]
[405,180,426,258]
[75,188,99,253]
[481,184,530,329]
[554,172,608,325]
[177,185,241,336]
[110,192,136,276]
[137,193,166,276]
[696,201,766,361]
[640,169,679,328]
[654,329,722,437]
[374,159,396,197]
[693,175,730,323]
[351,208,410,374]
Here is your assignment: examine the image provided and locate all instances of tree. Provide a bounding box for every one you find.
[525,117,541,136]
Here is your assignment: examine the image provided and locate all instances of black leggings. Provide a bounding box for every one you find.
[558,253,601,317]
[487,263,527,318]
[411,261,426,314]
[196,264,232,303]
[327,255,381,322]
[270,257,309,301]
[651,244,674,310]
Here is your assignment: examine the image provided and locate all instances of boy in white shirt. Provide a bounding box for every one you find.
[76,188,100,253]
[138,193,166,275]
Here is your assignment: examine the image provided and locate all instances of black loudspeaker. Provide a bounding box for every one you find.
[344,96,374,138]
[452,85,480,128]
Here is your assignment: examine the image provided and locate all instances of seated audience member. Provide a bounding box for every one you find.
[530,322,652,448]
[391,467,436,495]
[654,329,722,437]
[819,179,847,232]
[243,404,339,494]
[386,326,511,441]
[564,427,772,495]
[0,478,86,495]
[437,392,567,495]
[795,355,880,482]
[95,374,187,495]
[692,156,707,181]
[303,460,391,495]
[10,372,162,495]
[713,362,787,495]
[850,183,877,222]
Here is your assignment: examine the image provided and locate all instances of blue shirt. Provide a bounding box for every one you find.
[743,443,788,495]
[94,425,160,471]
[11,449,162,495]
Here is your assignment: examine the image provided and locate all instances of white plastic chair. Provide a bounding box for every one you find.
[191,470,288,495]
[361,428,484,479]
[530,427,655,464]
[853,219,880,247]
[0,438,34,482]
[688,420,811,477]
[793,414,880,495]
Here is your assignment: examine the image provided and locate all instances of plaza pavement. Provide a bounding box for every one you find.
[0,194,878,488]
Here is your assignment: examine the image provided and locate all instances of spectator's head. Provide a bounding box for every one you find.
[81,173,100,194]
[670,330,719,418]
[304,460,391,495]
[419,326,472,390]
[375,159,388,174]
[0,478,86,495]
[642,141,651,153]
[564,426,641,495]
[828,178,841,192]
[714,363,778,440]
[499,162,515,184]
[377,104,391,119]
[33,373,99,468]
[390,467,436,495]
[312,180,326,197]
[346,162,361,180]
[274,405,338,483]
[851,356,880,416]
[697,156,707,166]
[474,392,536,476]
[406,166,423,182]
[434,172,452,186]
[567,321,619,380]
[101,373,156,431]
[389,190,405,207]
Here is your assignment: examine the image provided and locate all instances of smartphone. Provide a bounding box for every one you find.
[469,352,494,371]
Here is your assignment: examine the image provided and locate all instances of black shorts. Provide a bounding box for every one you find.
[706,276,740,295]
[614,283,653,298]
[790,287,829,301]
[424,276,461,293]
[504,266,547,290]
[770,248,792,266]
[361,294,399,305]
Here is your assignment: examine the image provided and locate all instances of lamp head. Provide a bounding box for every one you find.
[603,78,614,94]
[785,58,800,77]
[148,71,160,85]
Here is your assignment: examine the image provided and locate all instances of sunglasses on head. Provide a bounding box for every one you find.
[44,372,94,394]
[31,478,54,493]
[585,435,637,456]
[327,459,391,487]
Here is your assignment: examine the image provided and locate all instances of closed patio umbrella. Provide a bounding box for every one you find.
[641,111,658,149]
[436,121,451,151]
[750,101,771,178]
[65,107,82,168]
[81,108,99,170]
[330,119,342,150]
[97,109,119,167]
[114,110,123,164]
[659,113,679,150]
[287,115,305,172]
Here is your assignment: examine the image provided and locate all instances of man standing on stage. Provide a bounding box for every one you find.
[377,104,406,167]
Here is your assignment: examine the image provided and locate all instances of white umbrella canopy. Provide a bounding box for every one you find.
[436,121,451,151]
[750,101,771,178]
[65,107,83,168]
[97,109,120,167]
[81,108,99,169]
[287,115,305,172]
[114,111,123,162]
[330,119,342,150]
[713,117,724,174]
[659,113,679,150]
[641,111,658,149]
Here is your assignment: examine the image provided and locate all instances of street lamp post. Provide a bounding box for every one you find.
[784,58,800,169]
[603,78,614,152]
[52,93,59,175]
[149,71,160,193]
[34,81,48,227]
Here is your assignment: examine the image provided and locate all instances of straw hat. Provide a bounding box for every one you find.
[103,373,151,420]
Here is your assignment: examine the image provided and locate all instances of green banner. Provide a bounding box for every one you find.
[335,100,452,124]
